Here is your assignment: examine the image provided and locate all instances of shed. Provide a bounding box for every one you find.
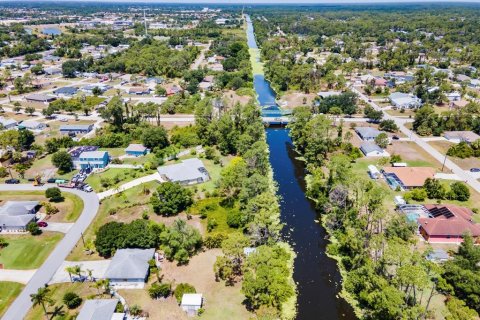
[181,293,203,316]
[125,144,148,157]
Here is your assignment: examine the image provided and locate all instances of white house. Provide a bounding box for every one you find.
[0,201,39,232]
[360,142,390,157]
[104,248,154,289]
[19,121,46,131]
[181,293,203,316]
[444,131,480,144]
[389,92,422,109]
[0,117,18,129]
[77,299,124,320]
[157,158,210,185]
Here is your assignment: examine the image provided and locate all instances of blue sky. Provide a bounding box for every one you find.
[11,0,480,3]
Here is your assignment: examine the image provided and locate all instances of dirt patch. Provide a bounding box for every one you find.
[278,91,316,109]
[223,90,253,109]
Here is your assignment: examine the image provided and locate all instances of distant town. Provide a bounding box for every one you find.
[0,2,479,320]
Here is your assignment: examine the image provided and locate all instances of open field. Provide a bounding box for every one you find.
[0,190,83,222]
[428,140,480,171]
[120,249,252,320]
[85,167,154,192]
[0,232,63,269]
[0,282,24,318]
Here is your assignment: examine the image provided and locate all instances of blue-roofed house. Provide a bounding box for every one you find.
[78,150,110,169]
[125,144,148,157]
[53,86,78,97]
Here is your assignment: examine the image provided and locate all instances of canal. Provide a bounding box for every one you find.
[245,15,357,320]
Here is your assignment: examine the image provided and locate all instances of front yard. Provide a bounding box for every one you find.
[0,232,63,269]
[0,282,24,317]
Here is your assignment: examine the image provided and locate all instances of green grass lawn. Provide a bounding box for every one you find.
[0,282,24,317]
[189,197,241,235]
[0,191,83,223]
[85,168,153,192]
[0,232,63,269]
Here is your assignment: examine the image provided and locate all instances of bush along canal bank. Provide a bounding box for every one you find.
[245,13,356,320]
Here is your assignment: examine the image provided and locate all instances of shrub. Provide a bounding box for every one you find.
[174,283,196,303]
[45,187,63,202]
[447,142,474,159]
[405,188,427,202]
[149,282,171,299]
[0,167,8,178]
[226,210,243,228]
[27,221,41,235]
[63,292,82,309]
[207,218,218,232]
[204,233,227,249]
[449,182,470,201]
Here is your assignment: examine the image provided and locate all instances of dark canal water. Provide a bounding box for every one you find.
[245,14,357,320]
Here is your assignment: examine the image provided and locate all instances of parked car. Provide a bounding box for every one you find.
[392,135,400,140]
[470,168,480,172]
[5,178,20,184]
[83,185,93,192]
[37,221,48,227]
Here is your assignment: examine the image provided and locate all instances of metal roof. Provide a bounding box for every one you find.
[157,158,209,183]
[77,299,118,320]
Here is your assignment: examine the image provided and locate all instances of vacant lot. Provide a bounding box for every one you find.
[429,140,480,171]
[278,91,316,109]
[0,232,62,269]
[387,141,442,169]
[0,190,83,223]
[120,249,252,320]
[0,282,24,317]
[85,167,153,192]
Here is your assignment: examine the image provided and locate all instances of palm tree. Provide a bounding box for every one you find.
[65,266,76,282]
[30,286,53,319]
[86,269,94,282]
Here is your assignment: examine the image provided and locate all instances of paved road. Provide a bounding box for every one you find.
[190,41,211,70]
[351,87,480,193]
[1,184,99,320]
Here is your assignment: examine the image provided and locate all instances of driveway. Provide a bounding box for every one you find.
[1,184,99,320]
[0,269,36,284]
[97,172,162,200]
[42,222,74,234]
[50,260,111,284]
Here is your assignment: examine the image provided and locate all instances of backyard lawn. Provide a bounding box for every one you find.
[0,282,24,317]
[0,232,63,269]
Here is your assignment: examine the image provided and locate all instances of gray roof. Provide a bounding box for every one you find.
[426,249,450,262]
[125,144,147,152]
[389,92,421,107]
[0,117,17,127]
[54,87,78,95]
[444,131,480,143]
[104,248,154,279]
[25,93,56,101]
[360,142,383,154]
[355,127,382,139]
[157,158,209,183]
[0,201,39,228]
[79,151,108,159]
[20,121,44,129]
[77,299,118,320]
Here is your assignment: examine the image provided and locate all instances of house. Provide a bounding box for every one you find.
[43,67,62,75]
[166,85,182,96]
[198,81,213,91]
[104,248,155,289]
[444,131,480,144]
[355,127,382,141]
[127,87,150,95]
[125,144,148,157]
[78,150,110,169]
[181,293,203,316]
[157,158,210,185]
[69,146,98,169]
[60,124,94,136]
[426,249,450,263]
[418,204,480,243]
[18,121,46,131]
[53,86,78,97]
[446,91,461,102]
[81,84,110,94]
[0,117,18,129]
[382,166,436,190]
[360,142,390,157]
[389,92,422,109]
[77,299,124,320]
[25,93,56,103]
[0,201,39,232]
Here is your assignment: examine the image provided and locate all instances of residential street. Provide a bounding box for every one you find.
[351,86,480,194]
[1,185,99,320]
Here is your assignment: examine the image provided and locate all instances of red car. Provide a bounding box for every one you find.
[37,221,48,227]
